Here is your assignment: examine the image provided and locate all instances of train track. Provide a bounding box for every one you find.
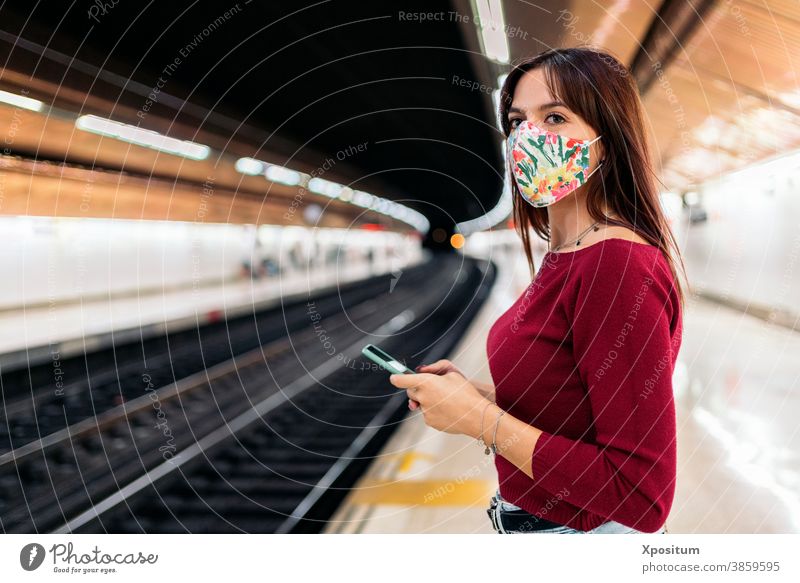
[0,261,430,455]
[1,254,495,533]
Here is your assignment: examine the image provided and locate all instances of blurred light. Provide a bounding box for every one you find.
[353,190,375,208]
[265,164,305,186]
[235,157,265,175]
[778,89,800,110]
[75,115,210,160]
[308,177,343,198]
[450,233,465,249]
[432,228,447,243]
[695,116,725,147]
[684,191,700,206]
[474,0,509,63]
[339,187,354,202]
[0,89,44,112]
[303,203,323,224]
[371,198,387,214]
[394,206,410,221]
[492,89,502,127]
[234,163,428,234]
[659,191,683,226]
[719,145,800,185]
[493,74,508,130]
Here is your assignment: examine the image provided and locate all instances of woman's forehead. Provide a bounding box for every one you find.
[511,69,561,113]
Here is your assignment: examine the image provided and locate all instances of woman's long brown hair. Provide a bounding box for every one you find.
[499,47,687,308]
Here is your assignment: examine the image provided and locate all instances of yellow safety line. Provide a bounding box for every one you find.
[348,478,495,507]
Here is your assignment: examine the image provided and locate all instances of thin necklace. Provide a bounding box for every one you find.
[549,220,601,253]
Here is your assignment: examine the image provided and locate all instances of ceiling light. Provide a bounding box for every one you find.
[235,157,265,175]
[265,164,306,186]
[0,89,44,112]
[474,0,510,63]
[75,114,210,160]
[308,177,343,198]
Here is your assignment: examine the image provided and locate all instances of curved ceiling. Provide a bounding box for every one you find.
[0,0,505,234]
[2,0,799,237]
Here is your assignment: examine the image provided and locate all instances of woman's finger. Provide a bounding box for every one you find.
[390,372,434,388]
[389,373,417,389]
[417,362,453,375]
[417,359,449,370]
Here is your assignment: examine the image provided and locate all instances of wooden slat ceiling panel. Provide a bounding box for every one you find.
[683,1,800,110]
[0,156,366,228]
[654,0,800,187]
[558,0,659,65]
[0,104,397,228]
[644,66,762,156]
[740,0,800,27]
[545,0,800,191]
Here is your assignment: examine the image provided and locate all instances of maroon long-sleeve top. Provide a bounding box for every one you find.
[486,238,683,532]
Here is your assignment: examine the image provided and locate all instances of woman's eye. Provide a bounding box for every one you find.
[545,113,566,124]
[509,118,523,129]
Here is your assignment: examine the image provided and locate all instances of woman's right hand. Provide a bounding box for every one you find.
[412,359,496,405]
[406,360,495,408]
[407,360,466,411]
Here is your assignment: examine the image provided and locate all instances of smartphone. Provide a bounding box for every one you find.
[361,344,414,374]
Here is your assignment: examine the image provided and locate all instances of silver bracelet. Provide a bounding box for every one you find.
[478,401,493,455]
[490,409,506,455]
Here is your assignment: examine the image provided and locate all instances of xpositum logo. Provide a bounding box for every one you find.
[20,543,46,571]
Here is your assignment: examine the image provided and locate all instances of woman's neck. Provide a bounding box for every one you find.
[547,201,617,250]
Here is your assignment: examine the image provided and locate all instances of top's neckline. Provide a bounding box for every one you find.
[545,237,659,257]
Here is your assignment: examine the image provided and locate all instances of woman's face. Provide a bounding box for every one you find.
[508,67,605,166]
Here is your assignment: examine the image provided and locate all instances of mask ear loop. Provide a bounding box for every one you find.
[585,161,603,181]
[584,135,604,180]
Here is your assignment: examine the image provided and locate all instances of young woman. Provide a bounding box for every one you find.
[390,47,686,534]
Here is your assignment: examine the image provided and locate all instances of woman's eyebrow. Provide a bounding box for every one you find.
[538,100,567,111]
[507,101,567,117]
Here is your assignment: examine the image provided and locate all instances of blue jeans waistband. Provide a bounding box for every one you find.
[488,490,666,534]
[487,492,565,532]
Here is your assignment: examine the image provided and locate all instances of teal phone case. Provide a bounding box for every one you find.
[361,344,412,374]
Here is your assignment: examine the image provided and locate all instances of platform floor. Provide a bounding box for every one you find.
[326,248,800,534]
[325,247,530,534]
[669,296,800,533]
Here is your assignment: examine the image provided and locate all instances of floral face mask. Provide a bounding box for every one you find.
[507,120,603,208]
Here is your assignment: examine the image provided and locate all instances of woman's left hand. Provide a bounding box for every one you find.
[389,372,487,437]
